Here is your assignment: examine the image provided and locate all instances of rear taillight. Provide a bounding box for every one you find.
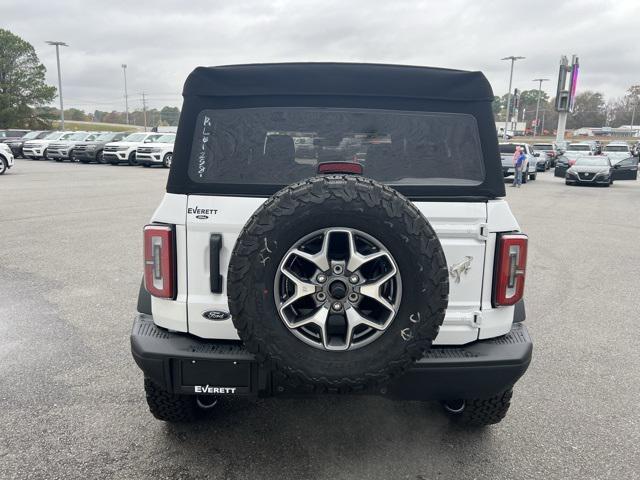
[493,233,528,306]
[144,224,176,299]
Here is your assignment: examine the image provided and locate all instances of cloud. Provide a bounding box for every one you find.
[5,0,638,112]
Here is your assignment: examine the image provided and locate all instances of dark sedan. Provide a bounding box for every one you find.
[565,156,613,186]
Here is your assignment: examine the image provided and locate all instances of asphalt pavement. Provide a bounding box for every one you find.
[1,160,639,480]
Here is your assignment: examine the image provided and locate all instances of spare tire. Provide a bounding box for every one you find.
[228,175,449,390]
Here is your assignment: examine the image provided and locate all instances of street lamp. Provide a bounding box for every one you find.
[46,41,68,129]
[501,56,525,140]
[532,78,549,137]
[122,64,129,125]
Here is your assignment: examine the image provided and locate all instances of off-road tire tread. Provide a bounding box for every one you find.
[450,389,513,427]
[228,175,448,392]
[143,377,201,422]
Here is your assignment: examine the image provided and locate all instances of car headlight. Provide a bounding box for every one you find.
[596,170,610,178]
[150,147,162,152]
[566,170,577,177]
[117,146,130,151]
[86,145,97,151]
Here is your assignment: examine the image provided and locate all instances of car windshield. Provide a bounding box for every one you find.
[499,144,526,154]
[189,108,486,186]
[22,131,41,140]
[44,132,64,140]
[156,134,175,143]
[604,145,629,152]
[568,145,591,151]
[59,132,76,140]
[122,133,147,142]
[69,132,89,141]
[96,133,116,141]
[575,157,609,166]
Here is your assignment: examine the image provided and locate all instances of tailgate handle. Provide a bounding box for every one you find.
[210,234,223,293]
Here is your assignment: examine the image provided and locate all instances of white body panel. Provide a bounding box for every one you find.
[148,193,520,346]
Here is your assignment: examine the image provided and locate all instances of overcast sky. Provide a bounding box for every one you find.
[4,0,639,112]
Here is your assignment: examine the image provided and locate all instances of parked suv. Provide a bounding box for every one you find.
[5,130,51,158]
[499,142,537,182]
[47,131,99,162]
[103,132,162,166]
[22,131,74,160]
[602,142,632,164]
[131,63,532,427]
[0,142,15,175]
[136,133,176,168]
[74,132,129,164]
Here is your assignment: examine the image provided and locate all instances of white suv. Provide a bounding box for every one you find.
[136,133,176,168]
[103,132,163,166]
[0,142,15,174]
[602,142,632,164]
[22,131,75,160]
[131,63,533,427]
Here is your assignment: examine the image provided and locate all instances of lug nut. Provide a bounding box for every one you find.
[333,265,343,275]
[316,274,327,284]
[349,274,359,284]
[348,293,359,302]
[332,302,343,311]
[316,292,327,302]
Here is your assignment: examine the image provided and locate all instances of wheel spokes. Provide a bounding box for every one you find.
[279,267,317,312]
[358,268,398,314]
[345,230,388,272]
[288,231,331,272]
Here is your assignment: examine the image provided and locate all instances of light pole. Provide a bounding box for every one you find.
[46,41,68,129]
[532,78,549,137]
[631,102,636,132]
[501,56,525,140]
[122,64,129,125]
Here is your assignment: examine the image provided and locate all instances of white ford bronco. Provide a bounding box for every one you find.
[131,63,532,427]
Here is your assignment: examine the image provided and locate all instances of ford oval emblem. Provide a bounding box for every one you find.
[202,310,231,321]
[196,214,209,220]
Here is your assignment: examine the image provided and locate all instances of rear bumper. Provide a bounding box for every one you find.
[131,314,532,400]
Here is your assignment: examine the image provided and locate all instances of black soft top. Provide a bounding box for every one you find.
[182,63,494,102]
[169,63,505,200]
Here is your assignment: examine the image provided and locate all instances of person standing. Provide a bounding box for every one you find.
[512,146,525,187]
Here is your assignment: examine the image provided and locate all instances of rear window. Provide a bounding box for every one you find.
[533,144,552,149]
[188,108,485,186]
[604,145,629,152]
[568,145,591,151]
[499,144,526,154]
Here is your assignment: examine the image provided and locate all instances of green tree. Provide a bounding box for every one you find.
[566,91,606,128]
[0,29,57,128]
[160,106,181,126]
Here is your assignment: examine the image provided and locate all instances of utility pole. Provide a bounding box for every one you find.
[541,110,546,135]
[46,41,68,129]
[122,64,129,125]
[142,92,148,132]
[501,56,525,140]
[631,102,636,132]
[532,78,549,136]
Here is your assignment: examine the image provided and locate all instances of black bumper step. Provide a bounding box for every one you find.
[131,314,532,400]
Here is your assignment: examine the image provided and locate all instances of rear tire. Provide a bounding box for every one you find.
[442,389,513,427]
[96,151,105,164]
[0,158,7,175]
[55,158,63,163]
[143,377,202,422]
[529,172,537,180]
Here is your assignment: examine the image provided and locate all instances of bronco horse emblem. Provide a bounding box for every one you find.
[449,256,473,283]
